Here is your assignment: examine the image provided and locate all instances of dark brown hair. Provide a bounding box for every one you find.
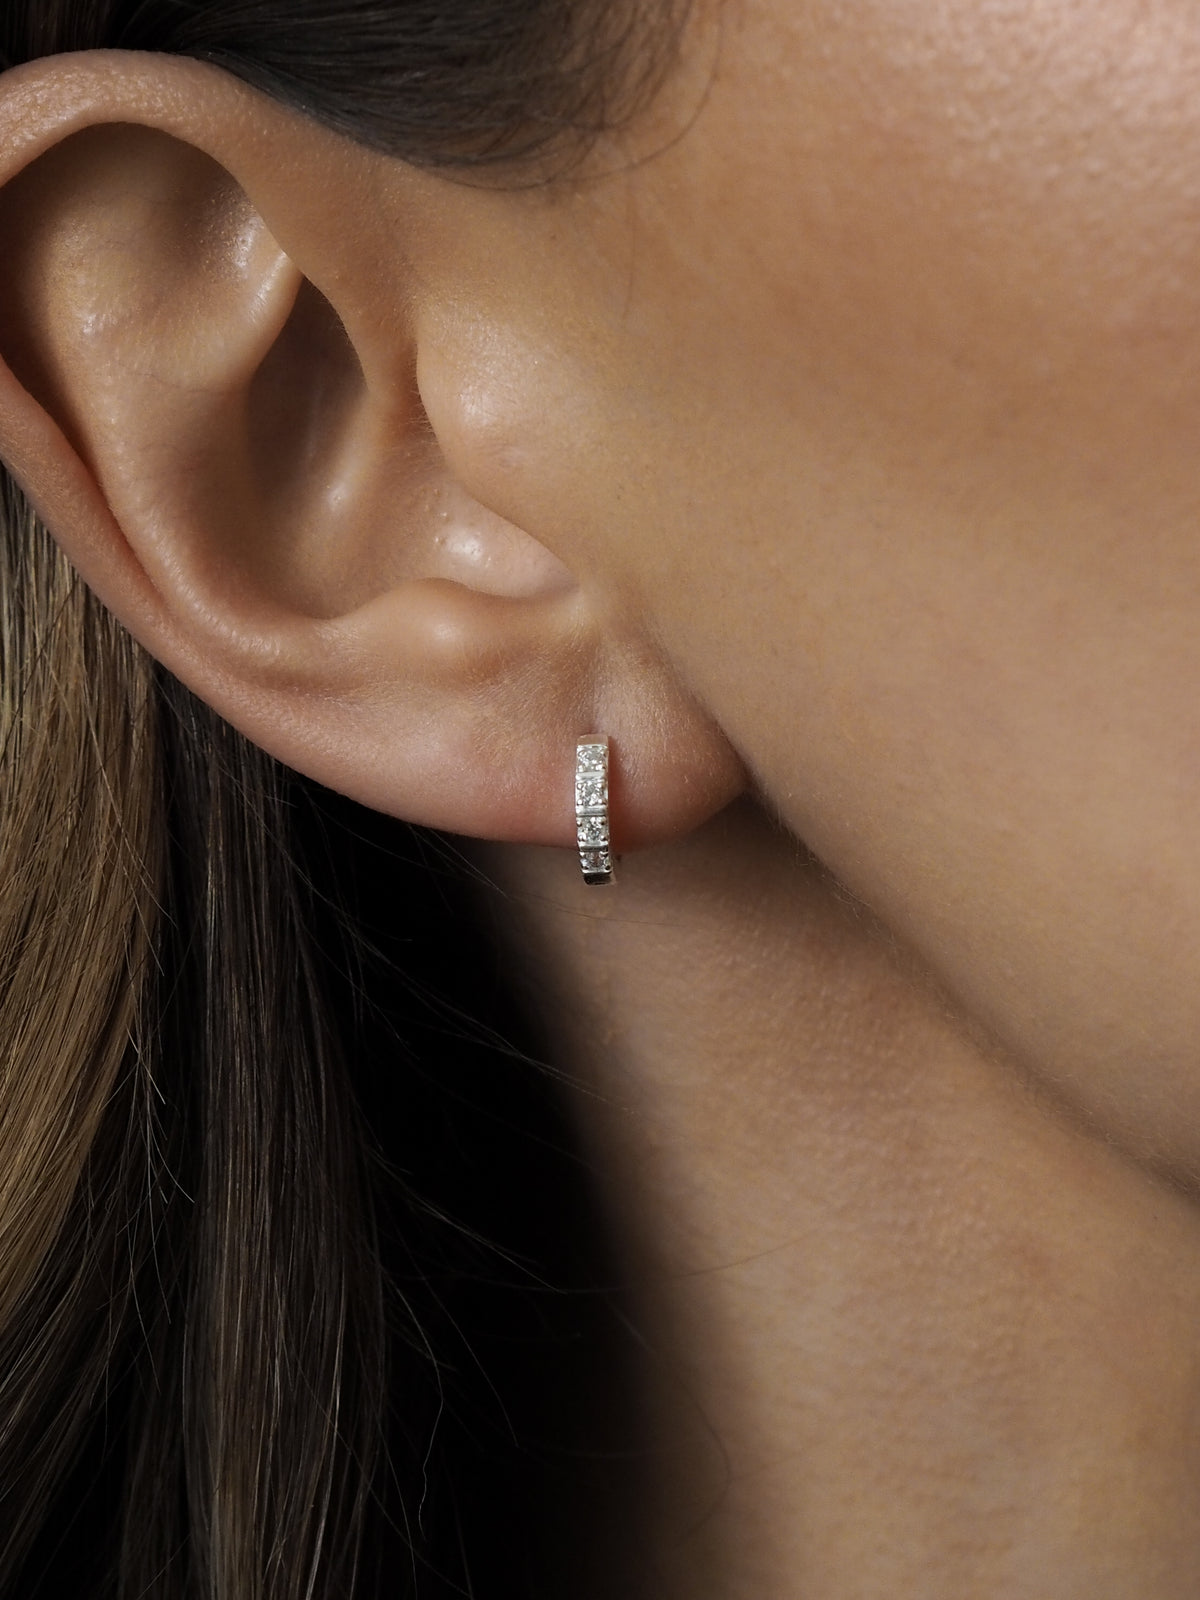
[0,3,678,1594]
[2,0,681,167]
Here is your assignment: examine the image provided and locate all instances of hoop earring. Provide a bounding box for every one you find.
[575,736,615,885]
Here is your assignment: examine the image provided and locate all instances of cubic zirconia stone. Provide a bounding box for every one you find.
[578,816,608,846]
[580,848,611,876]
[577,744,607,771]
[576,772,606,809]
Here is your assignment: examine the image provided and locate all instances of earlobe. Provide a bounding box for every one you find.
[0,52,746,852]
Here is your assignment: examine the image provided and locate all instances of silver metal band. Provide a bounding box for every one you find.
[575,736,615,885]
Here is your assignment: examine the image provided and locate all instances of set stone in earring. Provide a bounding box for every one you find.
[575,736,615,885]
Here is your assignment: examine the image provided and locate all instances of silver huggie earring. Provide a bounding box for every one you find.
[575,736,615,885]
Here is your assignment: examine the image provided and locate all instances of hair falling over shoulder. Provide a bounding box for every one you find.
[0,477,385,1597]
[0,0,680,1593]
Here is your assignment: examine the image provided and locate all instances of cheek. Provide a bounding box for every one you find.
[705,0,1200,470]
[563,1,1200,1171]
[867,0,1200,439]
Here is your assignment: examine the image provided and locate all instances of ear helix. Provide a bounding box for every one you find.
[575,735,615,885]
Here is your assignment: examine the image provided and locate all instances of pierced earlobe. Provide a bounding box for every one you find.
[575,735,615,885]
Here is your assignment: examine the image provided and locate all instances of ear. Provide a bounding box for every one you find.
[0,50,744,849]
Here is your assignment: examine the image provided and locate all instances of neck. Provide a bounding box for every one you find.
[478,802,1200,1599]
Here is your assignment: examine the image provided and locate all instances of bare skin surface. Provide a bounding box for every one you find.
[481,809,1200,1598]
[3,2,1200,1593]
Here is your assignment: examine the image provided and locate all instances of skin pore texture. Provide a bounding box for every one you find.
[477,815,1200,1599]
[4,0,1200,1593]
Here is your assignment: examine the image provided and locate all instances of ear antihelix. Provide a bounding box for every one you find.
[0,126,300,433]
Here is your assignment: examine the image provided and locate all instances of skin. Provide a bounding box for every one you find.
[480,812,1200,1598]
[3,0,1200,1592]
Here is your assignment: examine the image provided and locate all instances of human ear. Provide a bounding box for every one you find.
[0,51,744,849]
